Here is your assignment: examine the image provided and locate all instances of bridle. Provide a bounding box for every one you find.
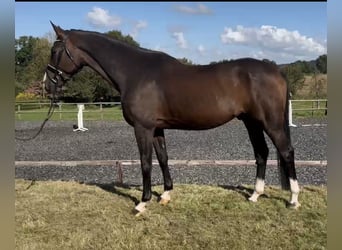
[45,39,80,90]
[15,39,79,141]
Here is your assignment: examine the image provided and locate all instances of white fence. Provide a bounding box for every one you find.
[15,99,327,121]
[15,102,121,121]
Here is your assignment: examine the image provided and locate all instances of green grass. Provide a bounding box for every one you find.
[15,179,327,250]
[291,100,327,118]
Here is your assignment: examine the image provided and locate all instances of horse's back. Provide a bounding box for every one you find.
[158,58,286,124]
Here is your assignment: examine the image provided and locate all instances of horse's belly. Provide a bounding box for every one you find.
[157,112,235,130]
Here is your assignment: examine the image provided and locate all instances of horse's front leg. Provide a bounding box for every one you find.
[134,124,154,215]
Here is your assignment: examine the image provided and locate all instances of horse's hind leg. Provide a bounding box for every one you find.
[265,126,300,209]
[242,116,269,202]
[153,128,173,205]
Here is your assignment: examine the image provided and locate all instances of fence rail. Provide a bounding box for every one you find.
[290,99,327,117]
[15,99,327,121]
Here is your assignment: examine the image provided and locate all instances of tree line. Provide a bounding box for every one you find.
[15,31,327,102]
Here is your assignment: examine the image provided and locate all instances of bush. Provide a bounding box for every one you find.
[15,92,40,101]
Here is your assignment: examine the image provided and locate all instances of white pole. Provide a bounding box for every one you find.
[73,104,88,132]
[79,104,84,128]
[289,100,297,127]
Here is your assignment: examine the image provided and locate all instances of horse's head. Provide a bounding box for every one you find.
[45,22,83,99]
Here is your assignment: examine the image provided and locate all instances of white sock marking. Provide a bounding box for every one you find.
[249,178,265,202]
[160,191,171,202]
[135,202,147,213]
[290,178,300,205]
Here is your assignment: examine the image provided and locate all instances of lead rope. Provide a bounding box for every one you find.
[15,72,57,141]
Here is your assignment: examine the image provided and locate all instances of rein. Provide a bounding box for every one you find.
[16,39,76,141]
[15,98,57,141]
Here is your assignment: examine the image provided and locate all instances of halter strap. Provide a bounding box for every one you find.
[46,39,80,80]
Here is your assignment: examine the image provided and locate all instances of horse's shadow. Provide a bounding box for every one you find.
[84,182,139,205]
[219,185,255,200]
[84,182,163,205]
[220,185,290,206]
[84,182,289,207]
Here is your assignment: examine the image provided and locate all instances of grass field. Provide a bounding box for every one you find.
[291,99,327,118]
[15,179,327,250]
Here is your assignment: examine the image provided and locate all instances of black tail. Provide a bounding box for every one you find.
[277,72,291,190]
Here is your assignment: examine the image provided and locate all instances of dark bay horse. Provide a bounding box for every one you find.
[45,22,300,214]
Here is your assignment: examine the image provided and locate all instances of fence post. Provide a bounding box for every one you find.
[100,102,103,120]
[325,100,328,115]
[59,103,62,120]
[317,99,319,116]
[289,100,297,127]
[18,104,21,120]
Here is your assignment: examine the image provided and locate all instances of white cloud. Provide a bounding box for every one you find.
[197,44,205,55]
[154,45,163,51]
[87,7,121,28]
[172,32,187,49]
[175,3,213,15]
[221,25,326,57]
[130,20,148,39]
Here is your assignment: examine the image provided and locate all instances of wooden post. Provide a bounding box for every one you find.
[100,102,103,120]
[325,100,328,116]
[59,103,62,120]
[18,104,21,120]
[116,161,123,185]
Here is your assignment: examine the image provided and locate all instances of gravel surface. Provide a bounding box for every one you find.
[15,117,327,186]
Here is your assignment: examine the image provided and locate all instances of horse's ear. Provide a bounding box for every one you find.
[50,21,67,40]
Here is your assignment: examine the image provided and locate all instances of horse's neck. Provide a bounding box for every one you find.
[78,34,138,95]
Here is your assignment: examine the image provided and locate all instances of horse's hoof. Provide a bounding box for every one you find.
[288,202,301,209]
[248,196,258,202]
[248,191,261,203]
[159,191,171,205]
[159,198,170,206]
[134,210,145,217]
[134,202,147,216]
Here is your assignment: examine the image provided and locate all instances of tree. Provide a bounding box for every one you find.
[15,36,38,84]
[178,57,193,65]
[209,59,232,65]
[61,68,97,102]
[15,37,51,98]
[316,54,327,74]
[105,30,139,47]
[262,59,277,66]
[310,72,327,98]
[281,64,305,97]
[25,38,51,83]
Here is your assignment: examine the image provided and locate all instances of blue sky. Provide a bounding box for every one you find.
[15,2,326,64]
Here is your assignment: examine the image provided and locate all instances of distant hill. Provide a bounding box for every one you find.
[278,59,317,69]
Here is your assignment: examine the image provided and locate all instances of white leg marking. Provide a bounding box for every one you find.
[289,178,301,208]
[159,191,171,205]
[135,202,147,214]
[249,178,265,202]
[160,191,171,201]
